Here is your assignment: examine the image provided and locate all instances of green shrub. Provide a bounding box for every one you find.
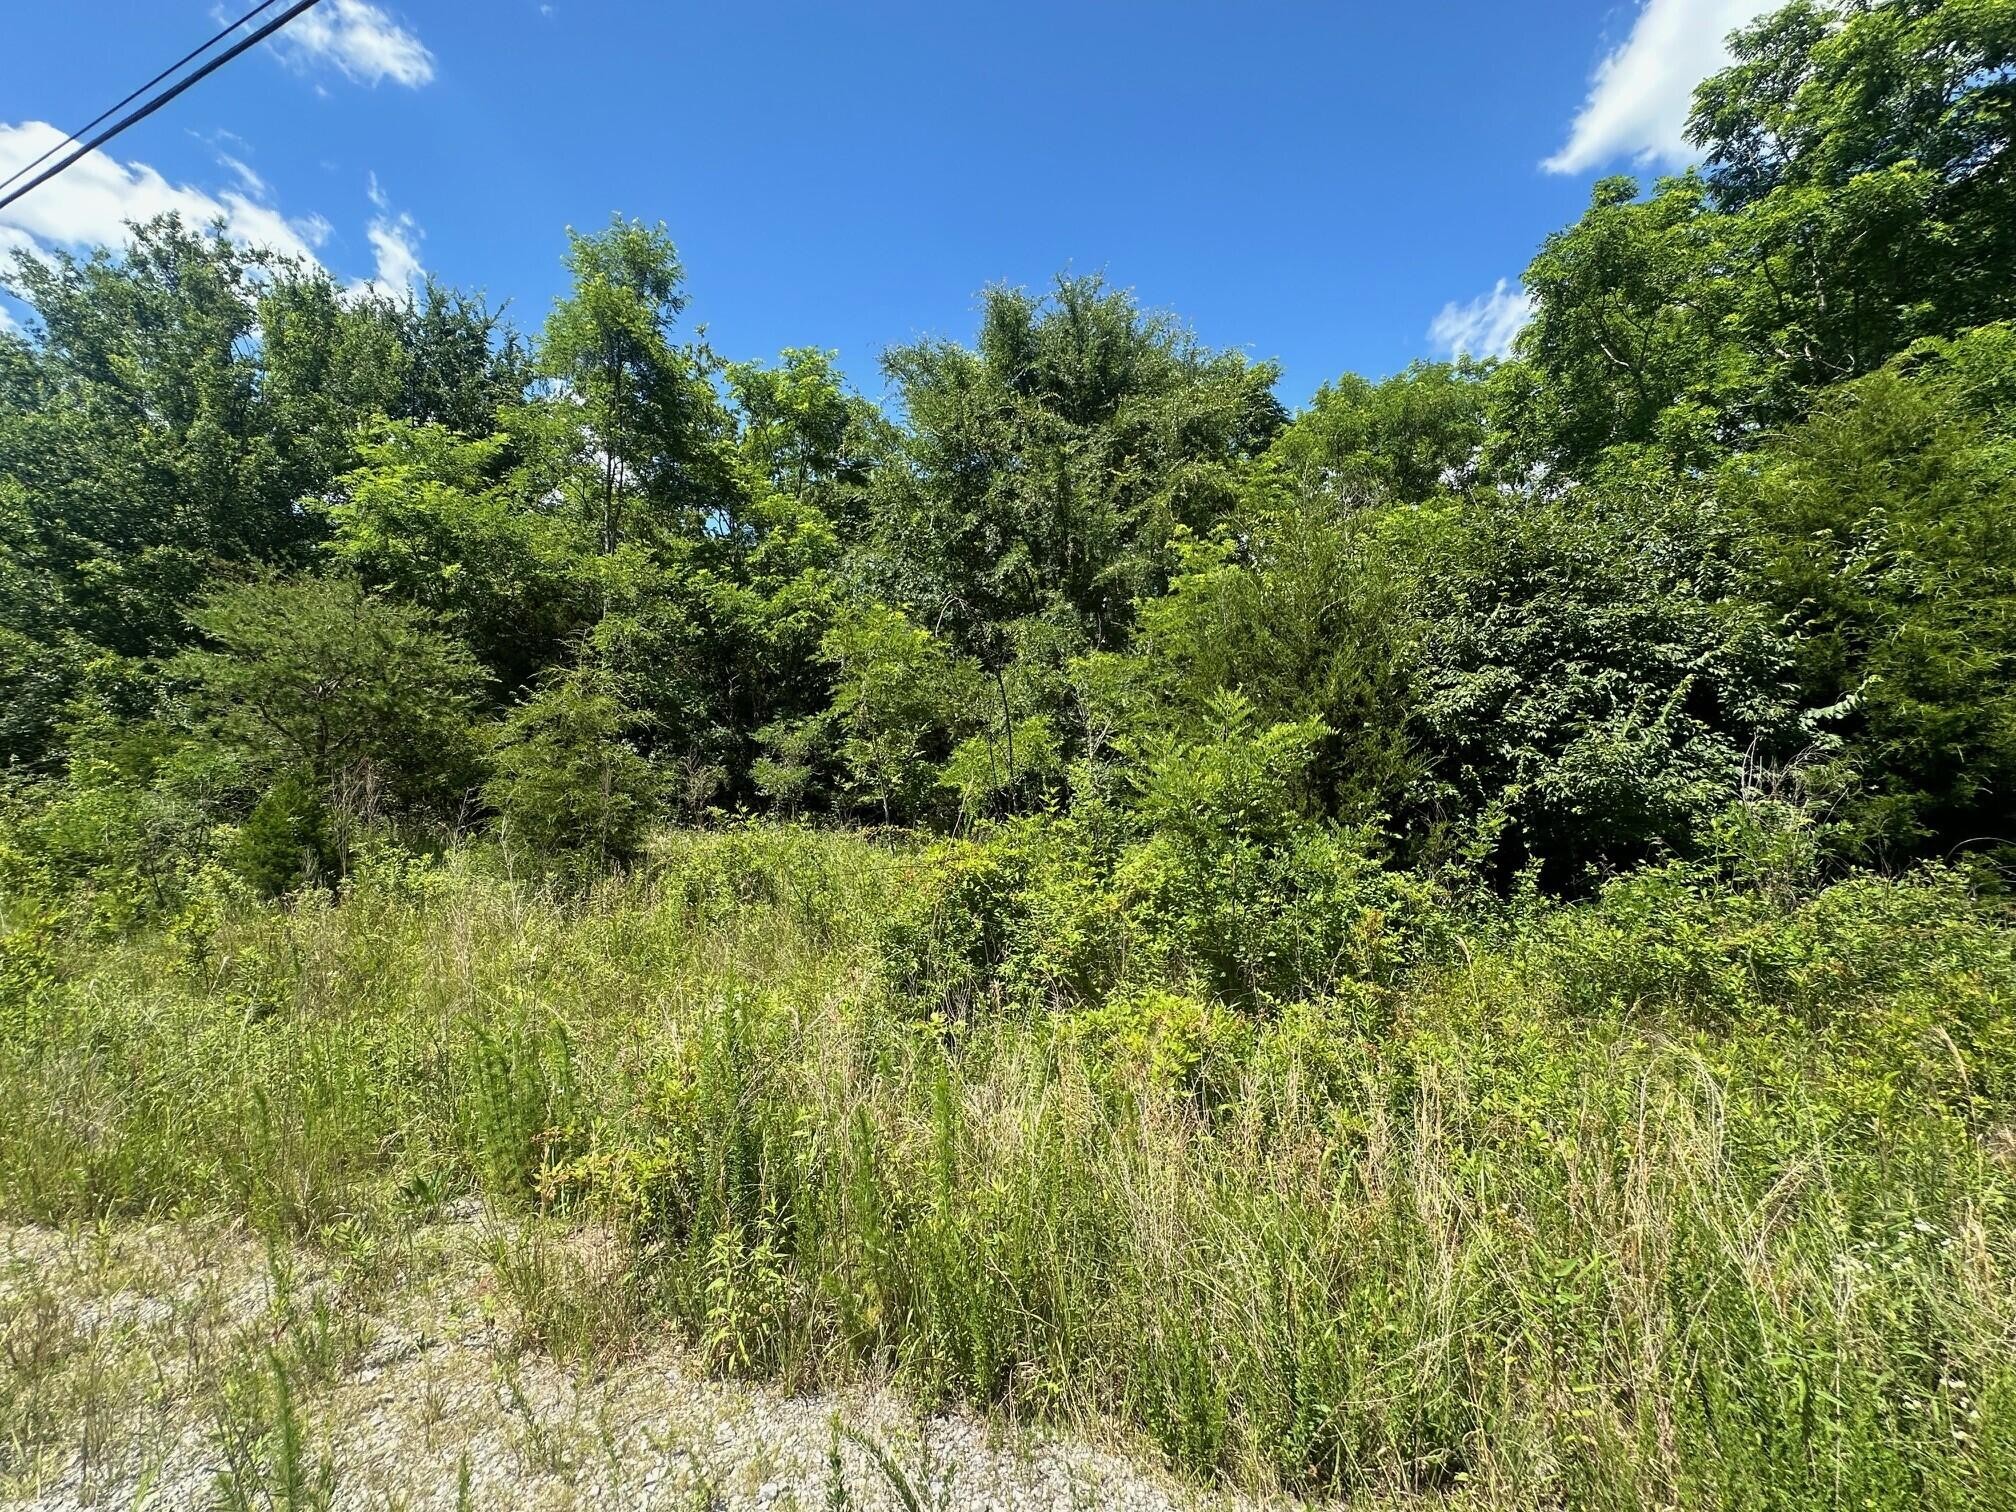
[485,666,658,871]
[229,773,339,898]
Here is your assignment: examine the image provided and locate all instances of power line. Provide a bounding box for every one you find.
[0,0,288,200]
[0,0,326,219]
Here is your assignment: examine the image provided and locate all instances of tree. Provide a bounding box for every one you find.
[1134,489,1422,826]
[1497,0,2016,476]
[323,419,597,693]
[485,664,658,868]
[1693,0,2016,327]
[229,770,340,898]
[821,605,986,822]
[1731,323,2016,862]
[1492,174,1737,474]
[175,575,488,824]
[0,216,525,769]
[534,216,734,555]
[726,346,889,531]
[1269,359,1490,504]
[864,274,1284,655]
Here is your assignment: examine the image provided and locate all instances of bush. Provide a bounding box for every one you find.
[484,666,658,870]
[1401,472,1800,889]
[229,772,339,898]
[176,574,489,824]
[1732,325,2016,864]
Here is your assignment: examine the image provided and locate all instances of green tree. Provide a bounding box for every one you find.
[821,605,986,822]
[229,771,340,898]
[1498,0,2016,476]
[1731,323,2016,862]
[323,419,597,693]
[865,274,1283,655]
[534,216,734,555]
[1268,359,1490,504]
[175,575,488,824]
[484,664,658,868]
[0,217,523,768]
[1692,0,2016,346]
[1134,489,1422,825]
[1400,470,1799,887]
[726,346,890,531]
[1494,174,1736,474]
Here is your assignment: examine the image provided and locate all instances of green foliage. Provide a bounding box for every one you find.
[5,7,2016,1501]
[483,665,659,869]
[1128,691,1327,849]
[1052,988,1252,1100]
[873,708,1445,1012]
[176,575,488,824]
[866,274,1283,655]
[726,345,889,523]
[1400,471,1800,887]
[940,712,1063,821]
[1,1,2012,891]
[323,420,595,692]
[1501,0,2016,473]
[0,218,523,768]
[535,216,733,553]
[1268,358,1490,503]
[1139,507,1421,822]
[821,605,985,822]
[1498,172,1738,471]
[0,691,249,930]
[1730,324,2016,861]
[229,772,339,899]
[1692,0,2016,352]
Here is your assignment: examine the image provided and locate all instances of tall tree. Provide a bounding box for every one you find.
[865,274,1284,657]
[1498,0,2016,475]
[533,216,732,555]
[0,217,524,768]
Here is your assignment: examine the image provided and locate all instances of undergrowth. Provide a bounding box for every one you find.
[3,822,2014,1506]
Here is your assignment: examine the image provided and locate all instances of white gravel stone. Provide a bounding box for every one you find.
[0,1216,1323,1512]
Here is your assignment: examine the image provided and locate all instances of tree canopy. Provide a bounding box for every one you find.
[4,0,2013,891]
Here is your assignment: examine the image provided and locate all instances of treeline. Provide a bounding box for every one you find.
[4,0,2014,917]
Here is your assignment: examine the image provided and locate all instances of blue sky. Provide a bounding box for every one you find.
[0,0,1778,405]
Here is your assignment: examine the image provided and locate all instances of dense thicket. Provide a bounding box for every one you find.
[2,0,2012,905]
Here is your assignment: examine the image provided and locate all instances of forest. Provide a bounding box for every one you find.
[4,0,2016,1505]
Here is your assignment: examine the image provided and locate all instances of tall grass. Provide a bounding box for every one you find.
[3,824,2013,1505]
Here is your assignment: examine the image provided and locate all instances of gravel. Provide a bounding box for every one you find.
[0,1217,1313,1511]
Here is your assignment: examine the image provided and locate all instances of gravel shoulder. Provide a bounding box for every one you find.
[0,1212,1316,1511]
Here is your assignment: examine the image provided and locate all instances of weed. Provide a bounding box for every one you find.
[2,828,2012,1504]
[211,1351,336,1512]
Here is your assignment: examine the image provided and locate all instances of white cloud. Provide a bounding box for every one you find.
[364,214,424,290]
[276,0,435,88]
[1544,0,1779,175]
[0,302,18,334]
[216,152,269,198]
[1428,279,1534,361]
[0,125,436,320]
[351,176,425,295]
[0,120,330,267]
